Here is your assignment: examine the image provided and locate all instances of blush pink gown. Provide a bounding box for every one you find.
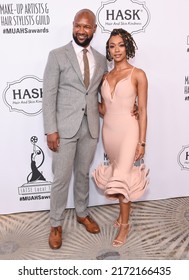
[92,67,149,203]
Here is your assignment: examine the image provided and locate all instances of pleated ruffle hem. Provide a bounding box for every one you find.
[92,163,149,203]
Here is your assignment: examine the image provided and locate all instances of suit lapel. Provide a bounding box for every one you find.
[65,42,104,90]
[65,42,84,85]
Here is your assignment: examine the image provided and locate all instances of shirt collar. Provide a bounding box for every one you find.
[72,40,92,55]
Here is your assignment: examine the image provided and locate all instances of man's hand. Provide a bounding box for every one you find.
[131,102,139,119]
[135,144,145,161]
[47,132,60,152]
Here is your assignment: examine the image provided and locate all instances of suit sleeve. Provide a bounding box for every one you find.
[42,51,60,135]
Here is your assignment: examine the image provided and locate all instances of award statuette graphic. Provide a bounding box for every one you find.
[18,136,51,196]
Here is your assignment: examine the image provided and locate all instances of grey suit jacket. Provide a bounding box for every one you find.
[42,41,107,139]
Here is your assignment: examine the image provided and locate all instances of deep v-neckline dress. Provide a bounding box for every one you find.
[93,67,149,203]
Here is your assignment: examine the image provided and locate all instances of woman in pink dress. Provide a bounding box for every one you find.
[93,29,149,247]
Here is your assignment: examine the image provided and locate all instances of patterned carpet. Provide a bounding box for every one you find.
[0,197,189,260]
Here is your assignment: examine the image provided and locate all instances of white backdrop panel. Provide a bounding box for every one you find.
[0,0,189,214]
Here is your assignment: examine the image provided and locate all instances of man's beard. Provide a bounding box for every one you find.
[73,34,93,47]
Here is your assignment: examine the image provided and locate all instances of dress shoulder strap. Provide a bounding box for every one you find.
[130,66,135,77]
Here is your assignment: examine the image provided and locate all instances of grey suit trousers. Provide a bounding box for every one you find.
[50,115,98,227]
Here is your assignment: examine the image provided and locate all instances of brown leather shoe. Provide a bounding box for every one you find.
[77,215,100,234]
[49,226,62,249]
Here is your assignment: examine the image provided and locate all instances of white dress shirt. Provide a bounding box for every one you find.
[72,40,95,81]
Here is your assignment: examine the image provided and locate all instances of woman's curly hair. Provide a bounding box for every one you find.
[106,28,137,61]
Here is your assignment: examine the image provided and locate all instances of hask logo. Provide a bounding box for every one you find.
[3,75,42,116]
[97,0,150,34]
[178,145,189,171]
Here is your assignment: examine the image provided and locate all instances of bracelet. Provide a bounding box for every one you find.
[138,141,146,147]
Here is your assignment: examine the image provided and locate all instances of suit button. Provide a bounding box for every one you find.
[82,108,85,111]
[86,93,88,95]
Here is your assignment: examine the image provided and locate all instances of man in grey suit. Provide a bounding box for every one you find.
[42,9,107,249]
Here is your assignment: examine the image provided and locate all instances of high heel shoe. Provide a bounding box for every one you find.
[113,219,121,228]
[112,223,130,247]
[113,209,132,228]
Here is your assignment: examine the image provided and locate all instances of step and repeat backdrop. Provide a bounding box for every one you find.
[0,0,189,214]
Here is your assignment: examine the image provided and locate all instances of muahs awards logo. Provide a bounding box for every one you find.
[18,136,51,201]
[178,145,189,171]
[184,76,189,101]
[104,153,109,166]
[3,75,42,116]
[0,3,50,35]
[97,0,150,34]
